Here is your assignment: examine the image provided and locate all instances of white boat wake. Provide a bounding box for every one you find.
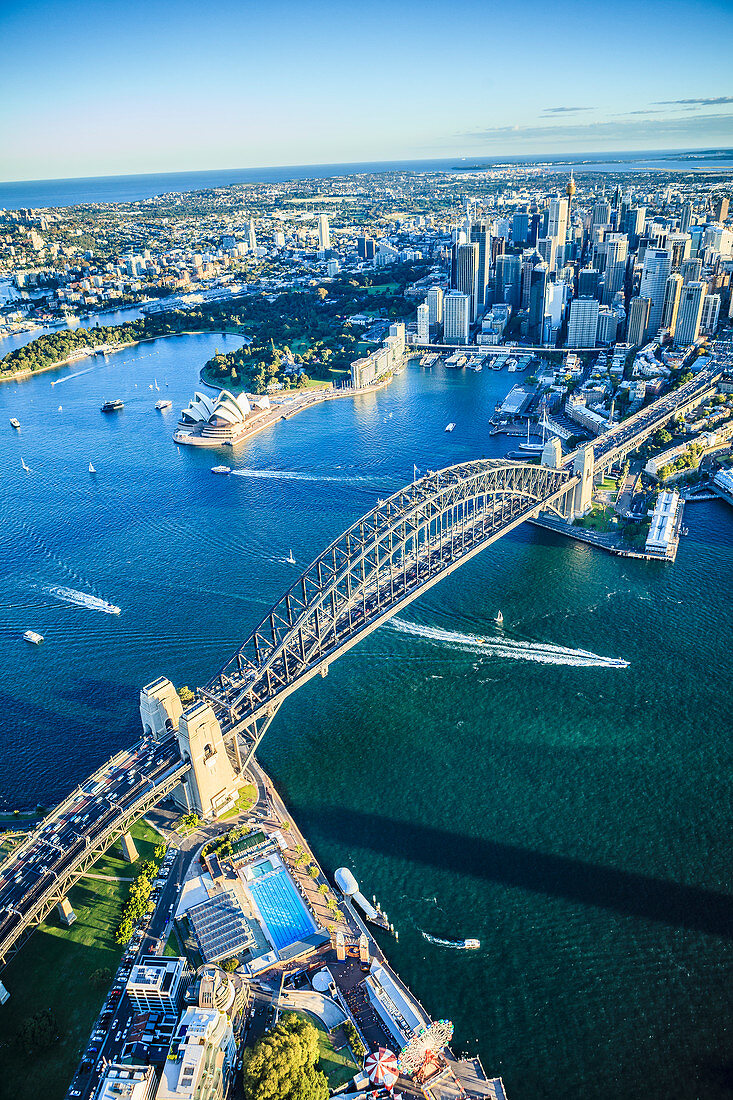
[390,618,628,669]
[46,585,121,615]
[231,467,379,484]
[420,930,478,949]
[50,366,96,386]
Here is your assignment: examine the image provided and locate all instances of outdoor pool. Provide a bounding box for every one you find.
[248,866,317,952]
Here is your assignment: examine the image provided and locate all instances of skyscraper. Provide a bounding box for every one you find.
[495,254,521,309]
[357,236,375,261]
[567,297,600,348]
[536,236,557,272]
[598,234,628,304]
[317,213,330,251]
[714,197,729,223]
[661,273,683,336]
[678,202,693,233]
[700,293,721,334]
[578,268,601,300]
[592,200,612,229]
[512,210,529,245]
[471,220,491,311]
[627,296,652,346]
[674,282,706,345]
[639,248,672,334]
[416,301,430,344]
[666,232,691,270]
[547,197,568,246]
[456,242,479,322]
[427,286,443,326]
[681,257,703,285]
[248,219,257,252]
[443,291,470,344]
[528,263,548,344]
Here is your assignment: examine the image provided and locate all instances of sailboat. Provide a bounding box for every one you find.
[21,458,30,472]
[58,405,63,412]
[495,611,504,626]
[89,462,96,474]
[154,379,160,391]
[286,549,296,564]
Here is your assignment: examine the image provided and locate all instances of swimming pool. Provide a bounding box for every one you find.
[248,868,317,952]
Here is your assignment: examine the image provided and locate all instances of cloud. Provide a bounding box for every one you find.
[541,106,593,114]
[462,112,733,148]
[654,96,733,106]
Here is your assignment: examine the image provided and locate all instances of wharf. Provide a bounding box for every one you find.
[530,513,679,562]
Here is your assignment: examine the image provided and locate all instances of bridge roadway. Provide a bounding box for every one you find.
[0,736,186,970]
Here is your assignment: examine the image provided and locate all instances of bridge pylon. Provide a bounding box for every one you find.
[572,445,595,517]
[140,677,183,742]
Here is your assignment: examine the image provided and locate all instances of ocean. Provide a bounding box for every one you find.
[0,336,730,1099]
[2,150,733,208]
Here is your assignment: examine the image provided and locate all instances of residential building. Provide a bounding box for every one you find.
[357,236,375,261]
[247,219,257,252]
[443,290,470,344]
[596,308,618,345]
[126,956,193,1018]
[567,297,599,348]
[674,281,706,345]
[95,1064,158,1100]
[155,1007,236,1100]
[317,213,330,251]
[627,296,652,346]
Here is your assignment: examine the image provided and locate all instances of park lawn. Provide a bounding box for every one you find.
[292,1013,360,1088]
[164,926,185,958]
[574,504,617,532]
[0,819,161,1100]
[89,819,163,878]
[216,784,257,822]
[289,337,311,353]
[365,283,398,296]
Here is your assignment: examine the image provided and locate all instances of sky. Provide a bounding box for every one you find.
[1,0,733,182]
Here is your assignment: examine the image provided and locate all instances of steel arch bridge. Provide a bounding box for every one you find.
[200,459,576,764]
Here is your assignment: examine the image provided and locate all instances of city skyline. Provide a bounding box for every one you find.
[1,0,733,182]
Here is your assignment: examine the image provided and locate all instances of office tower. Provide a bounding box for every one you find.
[627,297,652,346]
[248,218,257,252]
[666,232,691,270]
[547,197,568,244]
[592,200,612,229]
[416,301,430,344]
[456,242,479,322]
[678,202,693,233]
[620,205,645,247]
[491,236,505,266]
[427,285,443,326]
[661,273,683,335]
[521,259,534,309]
[681,257,702,284]
[596,308,618,345]
[700,293,721,334]
[639,248,672,334]
[443,291,470,344]
[126,956,191,1017]
[357,235,375,260]
[578,268,601,300]
[512,210,529,245]
[495,254,521,308]
[537,236,557,271]
[471,220,491,309]
[567,297,600,348]
[529,211,542,246]
[674,282,706,344]
[598,234,628,304]
[714,197,729,222]
[528,263,548,343]
[317,213,330,250]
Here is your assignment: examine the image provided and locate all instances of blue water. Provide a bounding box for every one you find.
[0,334,730,1099]
[2,150,732,208]
[249,868,316,951]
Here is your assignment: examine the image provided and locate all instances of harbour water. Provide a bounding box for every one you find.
[0,335,731,1099]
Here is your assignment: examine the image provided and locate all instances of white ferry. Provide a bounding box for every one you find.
[23,630,44,645]
[463,939,480,949]
[155,399,172,410]
[445,422,456,433]
[10,418,20,429]
[211,465,231,475]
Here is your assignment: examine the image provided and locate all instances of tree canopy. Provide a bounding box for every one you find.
[241,1014,328,1100]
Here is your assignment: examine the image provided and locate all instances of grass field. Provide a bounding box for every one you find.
[292,1012,360,1088]
[217,784,257,822]
[365,283,398,296]
[0,819,162,1100]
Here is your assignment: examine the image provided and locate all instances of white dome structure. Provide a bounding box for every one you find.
[335,867,358,896]
[208,390,251,427]
[180,391,216,424]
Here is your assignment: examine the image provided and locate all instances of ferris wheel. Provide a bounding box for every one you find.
[397,1019,454,1079]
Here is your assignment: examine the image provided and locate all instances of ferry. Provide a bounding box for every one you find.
[155,399,172,410]
[211,465,231,475]
[101,399,124,412]
[10,418,20,429]
[23,630,44,645]
[445,422,456,432]
[463,939,481,949]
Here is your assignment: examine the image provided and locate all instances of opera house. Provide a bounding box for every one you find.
[173,388,271,446]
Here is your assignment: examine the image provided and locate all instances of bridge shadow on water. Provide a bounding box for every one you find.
[315,807,733,939]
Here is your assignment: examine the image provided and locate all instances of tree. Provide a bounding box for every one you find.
[241,1014,328,1100]
[15,1010,59,1052]
[177,685,194,705]
[222,956,239,972]
[89,967,112,989]
[154,844,166,860]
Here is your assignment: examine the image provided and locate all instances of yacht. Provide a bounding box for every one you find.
[89,462,96,474]
[495,611,504,626]
[10,418,20,429]
[21,458,30,473]
[101,399,124,412]
[211,465,231,475]
[463,939,480,949]
[155,399,172,411]
[445,422,456,432]
[23,630,44,645]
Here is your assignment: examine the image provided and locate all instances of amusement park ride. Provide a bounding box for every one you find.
[364,1020,459,1096]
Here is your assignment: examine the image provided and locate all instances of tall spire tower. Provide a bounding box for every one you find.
[565,170,577,248]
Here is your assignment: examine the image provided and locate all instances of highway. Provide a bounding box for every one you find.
[0,735,187,969]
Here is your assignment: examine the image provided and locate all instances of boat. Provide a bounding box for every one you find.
[495,611,504,626]
[445,423,456,432]
[154,379,160,391]
[89,462,96,474]
[286,549,296,564]
[10,418,20,429]
[463,939,480,949]
[518,441,544,453]
[21,458,30,472]
[211,465,231,475]
[58,406,62,412]
[23,630,44,645]
[155,399,172,410]
[101,399,124,412]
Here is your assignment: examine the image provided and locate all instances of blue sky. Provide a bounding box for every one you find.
[1,0,732,181]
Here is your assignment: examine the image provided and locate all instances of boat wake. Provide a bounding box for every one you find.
[390,618,628,669]
[50,366,96,386]
[231,467,379,484]
[420,930,477,949]
[46,585,121,615]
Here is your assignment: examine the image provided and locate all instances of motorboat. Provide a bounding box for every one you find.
[211,465,231,475]
[23,630,44,645]
[155,399,172,410]
[463,939,480,949]
[101,399,124,412]
[445,422,456,432]
[21,458,30,472]
[10,418,20,429]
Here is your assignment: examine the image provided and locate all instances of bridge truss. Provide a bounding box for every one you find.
[201,460,575,764]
